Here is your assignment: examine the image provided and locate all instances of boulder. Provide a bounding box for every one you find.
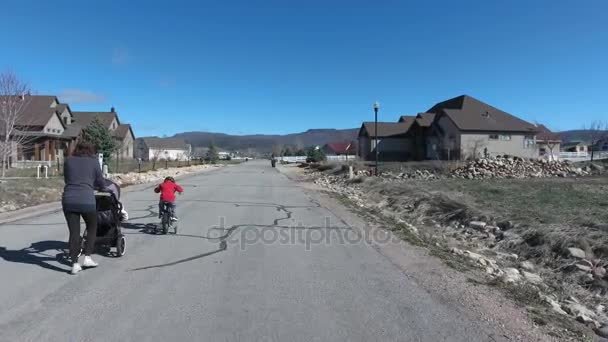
[469,221,487,230]
[502,267,522,284]
[542,295,568,315]
[593,266,607,279]
[567,247,587,259]
[564,301,597,320]
[522,271,543,285]
[597,325,608,338]
[520,261,535,271]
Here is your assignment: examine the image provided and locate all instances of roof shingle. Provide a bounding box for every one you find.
[72,111,119,128]
[139,137,189,150]
[360,122,412,137]
[428,95,537,133]
[0,95,59,126]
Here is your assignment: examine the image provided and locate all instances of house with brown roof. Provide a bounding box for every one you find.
[71,108,135,159]
[357,95,546,161]
[422,95,539,160]
[2,96,136,166]
[322,142,356,157]
[357,121,414,161]
[1,95,73,163]
[136,137,191,161]
[399,113,436,160]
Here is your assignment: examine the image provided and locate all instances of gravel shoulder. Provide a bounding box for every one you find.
[279,164,557,341]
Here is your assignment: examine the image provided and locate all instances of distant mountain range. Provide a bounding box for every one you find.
[172,128,359,153]
[558,130,608,143]
[141,128,604,154]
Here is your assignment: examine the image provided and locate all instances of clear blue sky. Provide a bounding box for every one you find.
[1,0,607,137]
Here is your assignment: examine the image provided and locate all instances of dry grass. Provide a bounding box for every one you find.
[0,178,63,211]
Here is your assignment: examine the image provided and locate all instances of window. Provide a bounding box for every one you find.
[490,134,512,141]
[63,117,68,125]
[524,135,535,149]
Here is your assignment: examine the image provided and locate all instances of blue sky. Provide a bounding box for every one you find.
[1,0,607,137]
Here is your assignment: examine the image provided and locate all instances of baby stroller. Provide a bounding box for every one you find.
[81,179,126,257]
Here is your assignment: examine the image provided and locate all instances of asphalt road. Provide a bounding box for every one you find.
[0,161,497,342]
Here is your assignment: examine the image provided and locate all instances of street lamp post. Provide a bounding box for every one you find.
[373,102,380,176]
[165,151,169,169]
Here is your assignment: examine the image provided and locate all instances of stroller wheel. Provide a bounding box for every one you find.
[115,235,126,257]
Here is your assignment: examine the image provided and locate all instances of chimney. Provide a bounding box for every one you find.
[111,106,115,113]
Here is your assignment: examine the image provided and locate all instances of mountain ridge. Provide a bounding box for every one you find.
[167,128,359,153]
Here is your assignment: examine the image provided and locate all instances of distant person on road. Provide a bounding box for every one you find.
[62,142,105,275]
[154,176,184,221]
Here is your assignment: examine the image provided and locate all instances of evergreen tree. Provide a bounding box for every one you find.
[81,118,117,163]
[206,142,219,163]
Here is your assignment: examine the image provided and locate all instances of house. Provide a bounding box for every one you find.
[357,121,413,161]
[71,108,135,159]
[1,96,137,167]
[2,95,74,164]
[421,95,539,160]
[322,142,356,157]
[535,124,561,160]
[113,124,135,159]
[400,113,435,160]
[137,137,191,161]
[593,137,608,152]
[561,141,588,153]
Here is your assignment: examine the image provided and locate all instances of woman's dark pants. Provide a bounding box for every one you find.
[64,211,97,263]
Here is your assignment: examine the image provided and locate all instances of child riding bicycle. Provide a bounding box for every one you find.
[154,176,184,221]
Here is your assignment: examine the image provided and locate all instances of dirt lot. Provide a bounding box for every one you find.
[285,162,608,341]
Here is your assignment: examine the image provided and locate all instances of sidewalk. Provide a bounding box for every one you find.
[0,165,225,225]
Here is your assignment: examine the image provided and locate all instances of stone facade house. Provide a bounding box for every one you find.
[2,95,74,164]
[1,95,136,167]
[69,108,135,159]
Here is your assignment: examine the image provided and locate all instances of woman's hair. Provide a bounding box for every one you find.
[72,142,97,157]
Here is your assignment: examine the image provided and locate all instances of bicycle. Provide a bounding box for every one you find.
[158,201,178,235]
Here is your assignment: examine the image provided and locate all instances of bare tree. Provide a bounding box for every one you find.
[465,138,486,160]
[585,121,608,162]
[0,71,31,178]
[272,143,283,156]
[151,149,162,170]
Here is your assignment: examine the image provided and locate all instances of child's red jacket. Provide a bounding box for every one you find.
[154,181,183,202]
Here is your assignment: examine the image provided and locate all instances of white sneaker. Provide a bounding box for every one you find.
[71,263,82,275]
[171,217,179,222]
[82,256,99,268]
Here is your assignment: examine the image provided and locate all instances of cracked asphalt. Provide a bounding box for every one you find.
[0,160,499,341]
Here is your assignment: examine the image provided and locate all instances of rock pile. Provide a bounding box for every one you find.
[450,157,588,179]
[381,169,439,180]
[108,164,223,186]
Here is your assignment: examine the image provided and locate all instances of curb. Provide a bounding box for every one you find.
[0,166,226,225]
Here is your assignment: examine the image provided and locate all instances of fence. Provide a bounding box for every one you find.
[559,151,608,161]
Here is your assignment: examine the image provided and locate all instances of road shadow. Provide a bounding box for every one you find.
[0,240,70,273]
[122,222,158,234]
[129,242,226,272]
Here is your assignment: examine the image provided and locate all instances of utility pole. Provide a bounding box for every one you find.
[373,102,380,176]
